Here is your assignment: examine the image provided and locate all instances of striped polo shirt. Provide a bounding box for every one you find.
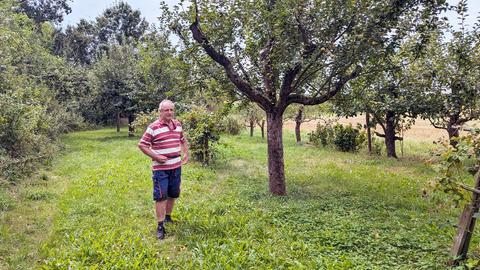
[138,119,185,171]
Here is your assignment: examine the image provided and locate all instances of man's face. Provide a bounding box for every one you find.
[159,102,175,121]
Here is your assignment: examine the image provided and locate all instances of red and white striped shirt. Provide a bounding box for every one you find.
[138,119,186,171]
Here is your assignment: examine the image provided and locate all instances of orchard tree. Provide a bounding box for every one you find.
[136,30,177,111]
[421,1,480,146]
[237,102,265,138]
[165,0,446,194]
[90,45,145,135]
[335,43,429,159]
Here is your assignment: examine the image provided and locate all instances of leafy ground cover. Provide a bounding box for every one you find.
[0,128,470,269]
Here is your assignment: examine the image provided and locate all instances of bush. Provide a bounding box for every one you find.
[0,90,66,182]
[132,110,159,134]
[218,115,243,135]
[309,122,366,152]
[332,124,366,152]
[180,108,221,165]
[309,122,334,147]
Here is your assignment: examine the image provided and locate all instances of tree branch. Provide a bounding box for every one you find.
[371,111,387,131]
[286,65,361,106]
[189,1,271,110]
[428,118,447,130]
[260,38,277,103]
[374,131,403,141]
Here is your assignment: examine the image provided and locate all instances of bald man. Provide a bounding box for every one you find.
[138,100,189,240]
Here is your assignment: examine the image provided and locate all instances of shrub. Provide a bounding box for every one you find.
[309,122,335,147]
[332,124,366,152]
[180,108,221,165]
[309,122,366,152]
[218,115,243,135]
[0,90,66,182]
[131,110,159,134]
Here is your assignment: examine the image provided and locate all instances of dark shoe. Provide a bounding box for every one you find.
[157,225,166,240]
[165,215,174,223]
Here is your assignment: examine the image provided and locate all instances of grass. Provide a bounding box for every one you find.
[0,128,473,269]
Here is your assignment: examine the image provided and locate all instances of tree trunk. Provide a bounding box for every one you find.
[266,112,286,195]
[250,120,254,137]
[295,106,304,144]
[366,112,372,154]
[116,112,121,132]
[384,111,397,158]
[128,114,135,137]
[260,120,265,139]
[447,122,460,148]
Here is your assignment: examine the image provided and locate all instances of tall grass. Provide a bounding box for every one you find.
[0,128,468,269]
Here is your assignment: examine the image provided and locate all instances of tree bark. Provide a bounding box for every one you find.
[295,106,304,144]
[266,112,286,195]
[128,114,135,137]
[384,111,397,158]
[116,111,121,132]
[447,121,460,148]
[366,112,372,154]
[260,120,265,139]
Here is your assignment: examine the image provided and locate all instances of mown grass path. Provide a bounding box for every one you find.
[0,129,464,269]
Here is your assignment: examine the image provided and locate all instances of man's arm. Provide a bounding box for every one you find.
[138,145,168,163]
[181,139,189,165]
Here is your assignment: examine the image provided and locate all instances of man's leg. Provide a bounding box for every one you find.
[155,200,168,222]
[166,167,181,222]
[166,198,176,216]
[153,170,168,239]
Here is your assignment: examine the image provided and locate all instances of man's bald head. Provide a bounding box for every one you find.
[159,99,174,110]
[158,99,175,122]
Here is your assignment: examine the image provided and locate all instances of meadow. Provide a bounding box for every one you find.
[0,127,472,269]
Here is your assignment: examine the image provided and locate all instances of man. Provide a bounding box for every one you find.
[138,99,189,240]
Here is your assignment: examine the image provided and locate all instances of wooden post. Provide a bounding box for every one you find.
[116,112,121,132]
[450,169,480,264]
[366,112,372,154]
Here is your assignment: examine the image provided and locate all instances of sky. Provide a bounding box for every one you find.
[61,0,480,29]
[61,0,179,27]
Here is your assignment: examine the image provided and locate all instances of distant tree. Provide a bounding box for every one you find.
[165,0,446,194]
[90,45,145,136]
[17,0,72,26]
[58,19,98,65]
[284,104,331,144]
[421,0,480,146]
[238,102,265,138]
[136,30,176,111]
[96,2,148,47]
[334,33,437,158]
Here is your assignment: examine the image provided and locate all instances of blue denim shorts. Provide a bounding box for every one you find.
[152,167,182,201]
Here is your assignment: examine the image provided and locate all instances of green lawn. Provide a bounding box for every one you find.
[0,128,470,269]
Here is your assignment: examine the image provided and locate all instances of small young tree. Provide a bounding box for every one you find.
[430,129,480,265]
